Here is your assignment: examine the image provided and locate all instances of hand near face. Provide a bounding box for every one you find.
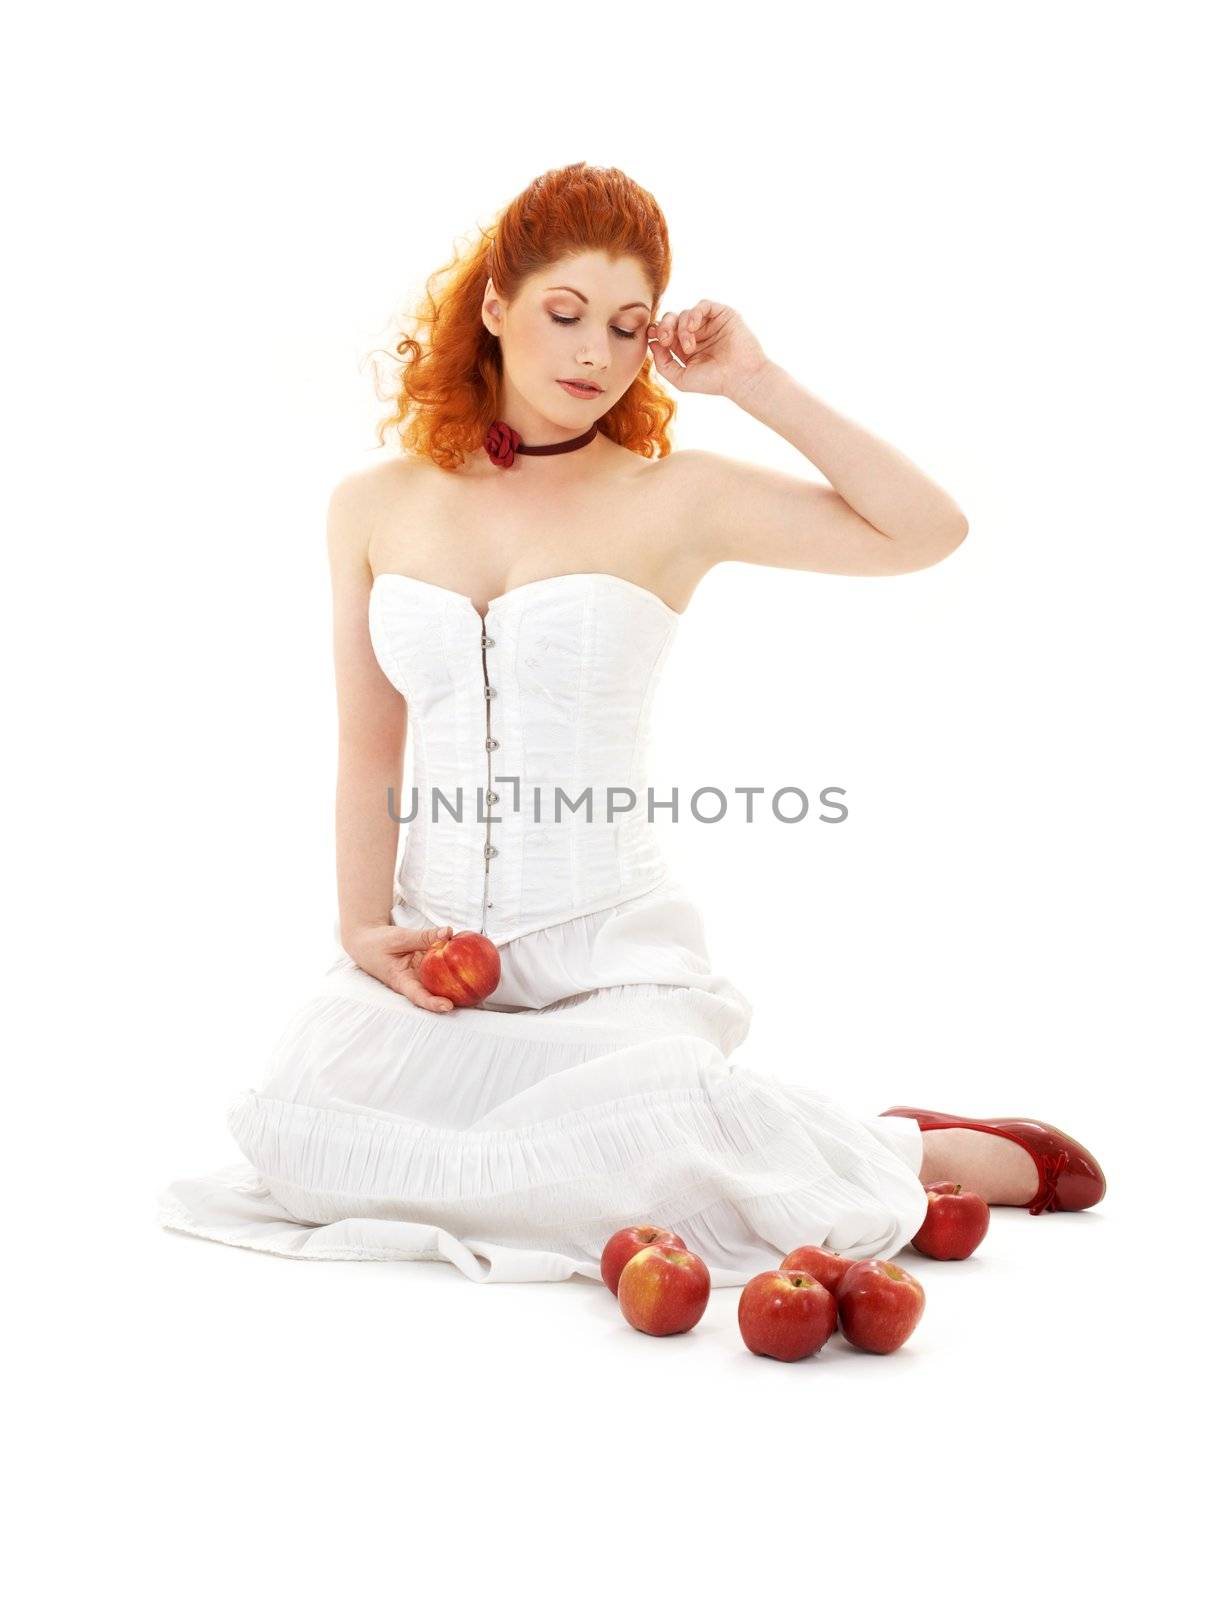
[646,300,771,402]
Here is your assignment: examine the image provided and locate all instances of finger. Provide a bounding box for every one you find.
[650,316,685,369]
[658,308,702,358]
[395,971,454,1012]
[678,307,706,355]
[397,924,453,951]
[649,339,683,384]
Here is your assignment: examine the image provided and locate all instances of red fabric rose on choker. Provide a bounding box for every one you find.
[484,420,521,469]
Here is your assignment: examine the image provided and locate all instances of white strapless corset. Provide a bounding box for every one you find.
[367,571,683,945]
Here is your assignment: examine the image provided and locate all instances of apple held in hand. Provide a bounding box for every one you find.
[617,1245,711,1336]
[419,930,501,1007]
[779,1244,855,1296]
[836,1259,926,1354]
[601,1225,688,1296]
[738,1270,838,1362]
[911,1183,990,1260]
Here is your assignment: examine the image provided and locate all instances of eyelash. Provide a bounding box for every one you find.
[549,312,639,341]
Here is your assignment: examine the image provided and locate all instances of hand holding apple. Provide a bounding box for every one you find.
[418,930,501,1007]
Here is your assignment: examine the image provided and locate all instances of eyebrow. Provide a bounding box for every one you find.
[545,285,650,312]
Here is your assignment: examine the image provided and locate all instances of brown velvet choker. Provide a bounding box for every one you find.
[483,419,600,470]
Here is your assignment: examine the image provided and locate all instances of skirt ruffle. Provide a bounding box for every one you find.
[157,879,928,1286]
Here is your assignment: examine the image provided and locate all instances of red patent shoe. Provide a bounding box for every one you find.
[880,1106,1107,1215]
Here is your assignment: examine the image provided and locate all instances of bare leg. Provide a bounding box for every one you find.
[919,1127,1039,1205]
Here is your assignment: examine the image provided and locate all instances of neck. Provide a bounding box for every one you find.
[492,387,604,447]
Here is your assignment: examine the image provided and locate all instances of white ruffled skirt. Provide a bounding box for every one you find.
[157,878,929,1286]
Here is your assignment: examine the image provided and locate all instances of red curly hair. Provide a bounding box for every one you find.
[373,162,677,472]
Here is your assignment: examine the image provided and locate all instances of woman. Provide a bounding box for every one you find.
[158,162,1105,1285]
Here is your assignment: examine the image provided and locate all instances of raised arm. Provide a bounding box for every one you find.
[648,306,969,580]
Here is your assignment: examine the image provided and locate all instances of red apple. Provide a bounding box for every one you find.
[910,1183,990,1260]
[738,1270,838,1362]
[779,1244,855,1296]
[617,1245,710,1336]
[418,930,501,1007]
[924,1181,963,1195]
[836,1258,926,1354]
[601,1225,688,1295]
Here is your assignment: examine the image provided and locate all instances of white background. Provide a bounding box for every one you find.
[6,2,1222,1593]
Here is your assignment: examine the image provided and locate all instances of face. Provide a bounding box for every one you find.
[481,250,656,440]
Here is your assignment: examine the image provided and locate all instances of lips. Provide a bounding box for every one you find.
[558,379,602,394]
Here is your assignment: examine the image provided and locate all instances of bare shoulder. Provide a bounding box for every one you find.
[326,455,429,571]
[327,453,427,524]
[641,446,715,496]
[648,447,739,506]
[639,447,733,564]
[645,446,729,502]
[650,447,726,482]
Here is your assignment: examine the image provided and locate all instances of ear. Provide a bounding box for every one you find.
[481,276,502,336]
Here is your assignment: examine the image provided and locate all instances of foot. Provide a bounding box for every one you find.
[919,1127,1040,1205]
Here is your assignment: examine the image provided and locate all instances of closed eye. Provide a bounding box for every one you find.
[550,312,639,340]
